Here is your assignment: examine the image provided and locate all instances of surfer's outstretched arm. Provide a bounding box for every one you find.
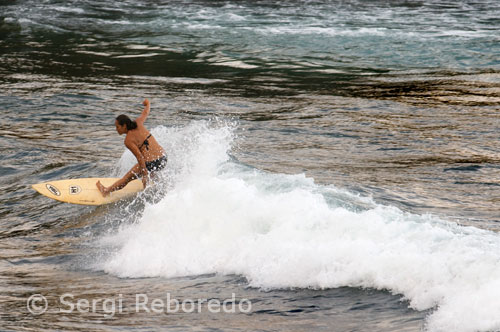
[125,138,149,188]
[96,137,149,197]
[135,98,150,125]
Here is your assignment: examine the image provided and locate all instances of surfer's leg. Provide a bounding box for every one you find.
[96,164,141,196]
[110,164,141,191]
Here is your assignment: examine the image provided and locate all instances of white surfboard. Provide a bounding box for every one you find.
[32,178,144,206]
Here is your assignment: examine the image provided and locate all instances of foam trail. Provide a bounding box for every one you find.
[100,121,500,332]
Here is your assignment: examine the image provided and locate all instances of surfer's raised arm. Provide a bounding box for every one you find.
[135,98,150,125]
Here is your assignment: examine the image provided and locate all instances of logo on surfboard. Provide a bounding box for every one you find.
[46,184,61,196]
[69,185,81,195]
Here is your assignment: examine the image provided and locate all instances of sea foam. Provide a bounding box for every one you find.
[101,121,500,332]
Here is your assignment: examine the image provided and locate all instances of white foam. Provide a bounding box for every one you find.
[113,75,227,85]
[100,121,500,332]
[224,13,246,22]
[183,23,223,30]
[211,61,258,69]
[251,26,394,37]
[114,53,161,59]
[53,6,85,14]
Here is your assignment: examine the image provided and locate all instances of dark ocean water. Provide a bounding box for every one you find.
[1,1,500,331]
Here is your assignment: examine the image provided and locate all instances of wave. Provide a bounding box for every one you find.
[97,120,500,332]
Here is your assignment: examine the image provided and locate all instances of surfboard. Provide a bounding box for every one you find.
[31,178,144,206]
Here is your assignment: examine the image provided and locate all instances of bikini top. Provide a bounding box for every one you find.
[139,134,152,151]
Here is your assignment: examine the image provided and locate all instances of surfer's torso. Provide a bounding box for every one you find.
[124,123,165,163]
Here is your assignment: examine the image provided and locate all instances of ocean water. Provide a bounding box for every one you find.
[1,1,500,331]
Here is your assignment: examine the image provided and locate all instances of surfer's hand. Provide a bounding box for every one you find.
[143,98,150,107]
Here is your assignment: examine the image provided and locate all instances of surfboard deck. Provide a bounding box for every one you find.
[32,178,144,206]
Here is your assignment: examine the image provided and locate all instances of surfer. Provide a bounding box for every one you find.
[96,98,167,197]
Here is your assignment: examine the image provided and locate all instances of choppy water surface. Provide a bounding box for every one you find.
[1,1,500,331]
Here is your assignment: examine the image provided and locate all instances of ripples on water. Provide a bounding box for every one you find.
[1,1,500,331]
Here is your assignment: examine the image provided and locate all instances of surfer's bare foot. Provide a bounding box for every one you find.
[96,181,110,197]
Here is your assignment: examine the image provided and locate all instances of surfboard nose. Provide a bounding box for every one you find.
[32,182,61,197]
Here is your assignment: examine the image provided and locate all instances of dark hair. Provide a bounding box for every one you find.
[116,114,137,130]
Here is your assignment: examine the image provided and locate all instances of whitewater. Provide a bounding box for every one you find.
[94,121,500,332]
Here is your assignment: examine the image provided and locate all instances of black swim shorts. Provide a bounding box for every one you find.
[145,155,167,172]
